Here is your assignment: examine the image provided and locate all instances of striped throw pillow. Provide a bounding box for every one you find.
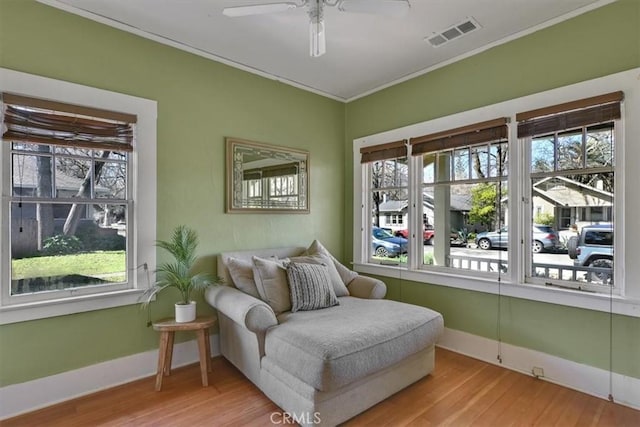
[286,262,339,313]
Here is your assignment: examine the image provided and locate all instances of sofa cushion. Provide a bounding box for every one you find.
[252,256,291,314]
[264,296,443,392]
[287,262,339,312]
[304,240,358,287]
[289,253,349,297]
[226,257,261,299]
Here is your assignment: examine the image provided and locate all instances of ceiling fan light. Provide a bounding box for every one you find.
[309,19,326,57]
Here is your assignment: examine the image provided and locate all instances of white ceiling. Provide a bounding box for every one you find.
[39,0,611,102]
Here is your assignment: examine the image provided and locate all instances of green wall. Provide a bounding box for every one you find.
[0,0,345,386]
[1,0,639,391]
[345,0,640,379]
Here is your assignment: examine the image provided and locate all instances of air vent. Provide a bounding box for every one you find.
[425,17,481,48]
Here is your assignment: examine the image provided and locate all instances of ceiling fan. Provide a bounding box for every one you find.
[222,0,411,57]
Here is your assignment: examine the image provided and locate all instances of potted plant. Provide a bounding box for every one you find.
[141,225,221,322]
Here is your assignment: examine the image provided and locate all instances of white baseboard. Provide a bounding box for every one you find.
[2,329,638,421]
[437,328,640,411]
[0,333,221,421]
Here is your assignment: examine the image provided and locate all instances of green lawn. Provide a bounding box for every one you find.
[12,251,126,281]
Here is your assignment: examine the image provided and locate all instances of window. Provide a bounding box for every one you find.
[361,140,409,262]
[353,69,639,314]
[519,92,621,292]
[1,68,157,324]
[411,119,508,274]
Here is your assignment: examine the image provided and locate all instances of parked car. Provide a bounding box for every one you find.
[475,225,561,253]
[372,227,408,257]
[567,223,613,284]
[394,225,435,245]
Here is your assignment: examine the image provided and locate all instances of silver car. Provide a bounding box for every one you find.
[476,225,561,253]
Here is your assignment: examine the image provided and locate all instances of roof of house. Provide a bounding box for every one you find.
[378,192,472,214]
[378,200,407,213]
[12,155,110,193]
[533,176,613,207]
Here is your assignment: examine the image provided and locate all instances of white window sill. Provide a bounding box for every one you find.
[0,289,146,325]
[354,262,640,318]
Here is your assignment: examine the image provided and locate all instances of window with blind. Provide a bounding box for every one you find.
[361,140,409,262]
[411,118,509,273]
[1,68,157,324]
[1,93,135,303]
[519,91,621,292]
[353,70,633,303]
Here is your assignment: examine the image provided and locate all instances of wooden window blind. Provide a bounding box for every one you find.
[360,139,407,163]
[2,93,136,152]
[516,91,623,138]
[409,118,509,155]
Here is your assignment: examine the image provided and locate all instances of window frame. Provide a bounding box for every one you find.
[352,68,639,318]
[0,68,157,325]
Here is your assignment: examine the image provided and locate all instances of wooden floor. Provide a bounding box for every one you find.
[3,348,639,426]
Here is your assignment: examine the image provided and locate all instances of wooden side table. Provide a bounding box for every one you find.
[152,315,217,391]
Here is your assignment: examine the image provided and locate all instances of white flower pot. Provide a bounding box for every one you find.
[175,301,196,323]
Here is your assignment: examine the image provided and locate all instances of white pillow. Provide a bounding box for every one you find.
[226,257,260,299]
[252,256,291,314]
[304,240,358,287]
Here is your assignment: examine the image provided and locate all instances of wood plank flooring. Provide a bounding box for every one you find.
[2,348,639,426]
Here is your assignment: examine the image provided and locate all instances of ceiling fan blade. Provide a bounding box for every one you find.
[337,0,410,15]
[223,2,300,18]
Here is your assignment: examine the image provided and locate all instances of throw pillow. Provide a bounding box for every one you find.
[226,257,260,299]
[289,254,349,297]
[304,240,359,287]
[286,262,339,313]
[252,256,291,314]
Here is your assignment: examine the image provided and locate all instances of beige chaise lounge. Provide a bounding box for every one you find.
[205,244,443,426]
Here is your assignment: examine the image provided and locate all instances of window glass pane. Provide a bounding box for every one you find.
[12,153,53,198]
[490,143,508,177]
[423,181,508,272]
[531,136,554,173]
[55,156,91,198]
[422,153,436,184]
[95,161,127,199]
[370,190,408,262]
[470,146,489,179]
[530,173,613,287]
[371,158,408,188]
[10,202,127,296]
[557,130,583,170]
[586,124,614,168]
[452,149,470,181]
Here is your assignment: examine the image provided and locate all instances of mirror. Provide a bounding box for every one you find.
[226,138,309,213]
